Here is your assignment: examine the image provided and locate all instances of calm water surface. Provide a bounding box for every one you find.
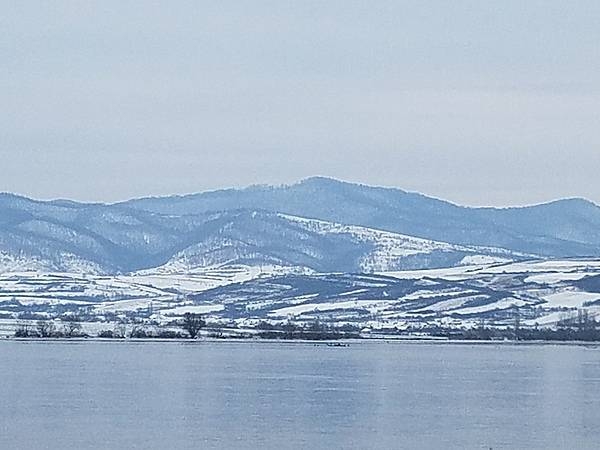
[1,340,599,449]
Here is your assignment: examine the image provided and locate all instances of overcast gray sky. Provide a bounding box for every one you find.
[1,1,599,206]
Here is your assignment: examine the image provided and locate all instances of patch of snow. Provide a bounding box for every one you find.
[413,295,488,313]
[459,254,512,266]
[451,297,528,315]
[542,290,600,308]
[269,300,390,317]
[166,304,225,315]
[402,289,476,301]
[524,272,591,284]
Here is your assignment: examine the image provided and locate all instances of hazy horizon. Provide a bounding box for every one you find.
[3,175,599,209]
[2,1,599,206]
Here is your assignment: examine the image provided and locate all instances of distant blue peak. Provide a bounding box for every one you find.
[507,197,599,211]
[0,192,27,200]
[296,176,342,185]
[293,176,410,194]
[1,180,599,211]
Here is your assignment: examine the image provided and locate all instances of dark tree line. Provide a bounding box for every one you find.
[425,309,600,342]
[256,320,360,340]
[15,318,83,338]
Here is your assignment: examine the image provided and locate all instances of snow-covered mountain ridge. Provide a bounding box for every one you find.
[121,177,600,258]
[1,176,600,279]
[0,199,531,275]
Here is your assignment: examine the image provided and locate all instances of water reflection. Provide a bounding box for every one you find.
[1,341,599,449]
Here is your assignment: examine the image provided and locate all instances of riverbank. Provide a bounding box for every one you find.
[2,336,600,348]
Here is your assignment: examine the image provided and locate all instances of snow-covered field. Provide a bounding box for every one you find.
[1,259,600,336]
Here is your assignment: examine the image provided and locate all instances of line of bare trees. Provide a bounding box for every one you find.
[15,316,83,338]
[14,312,208,339]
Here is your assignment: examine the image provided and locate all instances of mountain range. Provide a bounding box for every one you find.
[1,177,600,274]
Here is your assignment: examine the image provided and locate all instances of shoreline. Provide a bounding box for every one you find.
[2,336,599,347]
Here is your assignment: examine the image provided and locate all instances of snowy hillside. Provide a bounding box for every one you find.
[121,177,600,258]
[2,259,600,336]
[0,196,523,274]
[0,251,104,274]
[280,214,518,272]
[2,177,600,277]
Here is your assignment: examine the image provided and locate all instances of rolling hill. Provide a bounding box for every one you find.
[2,177,600,276]
[122,177,600,258]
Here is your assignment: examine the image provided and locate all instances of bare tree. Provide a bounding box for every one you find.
[36,320,55,338]
[113,323,127,339]
[513,309,521,340]
[182,313,205,338]
[14,322,32,337]
[62,317,82,337]
[129,325,149,338]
